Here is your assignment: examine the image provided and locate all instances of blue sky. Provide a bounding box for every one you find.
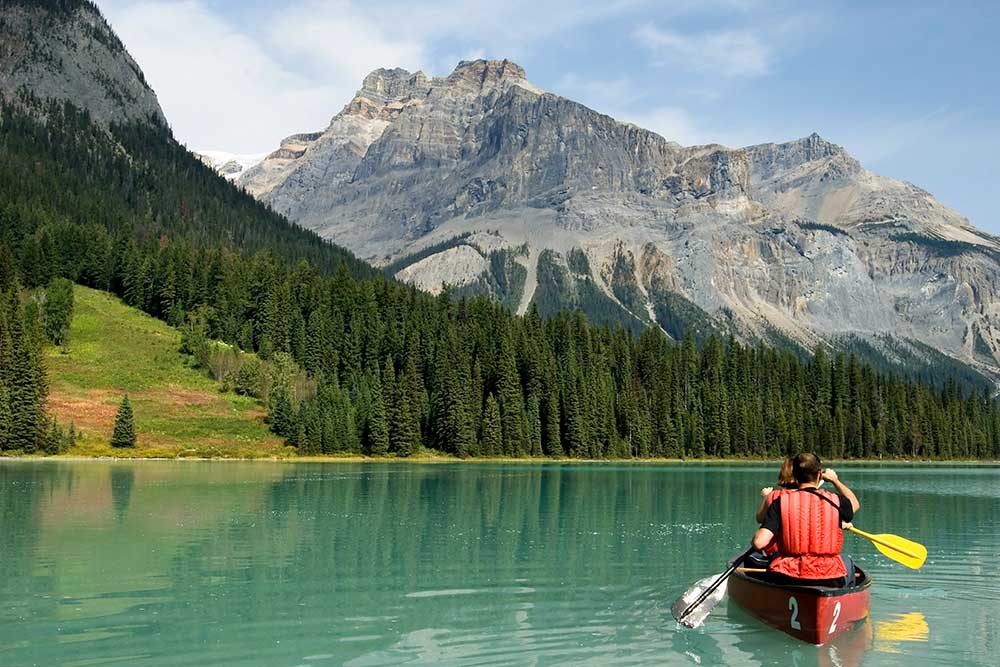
[99,0,998,231]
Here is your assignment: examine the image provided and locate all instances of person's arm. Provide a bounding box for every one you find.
[752,527,774,551]
[752,499,781,550]
[755,486,773,523]
[823,469,860,513]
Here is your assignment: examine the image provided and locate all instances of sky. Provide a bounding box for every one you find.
[97,0,999,231]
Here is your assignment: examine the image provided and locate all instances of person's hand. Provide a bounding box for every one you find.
[841,521,853,530]
[822,468,839,483]
[761,486,773,498]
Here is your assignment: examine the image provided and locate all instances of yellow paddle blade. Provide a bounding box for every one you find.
[847,526,927,569]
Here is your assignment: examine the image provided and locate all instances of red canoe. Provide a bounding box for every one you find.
[728,566,872,645]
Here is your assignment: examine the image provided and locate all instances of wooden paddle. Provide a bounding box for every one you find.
[846,526,927,569]
[670,547,754,628]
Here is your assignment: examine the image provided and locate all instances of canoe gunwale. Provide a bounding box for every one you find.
[728,565,873,597]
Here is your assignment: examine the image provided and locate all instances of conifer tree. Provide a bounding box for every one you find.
[7,306,44,452]
[366,370,390,455]
[482,393,502,457]
[0,384,11,451]
[269,384,295,441]
[42,277,74,346]
[497,330,525,455]
[391,355,422,456]
[541,390,562,456]
[526,393,543,457]
[110,393,136,448]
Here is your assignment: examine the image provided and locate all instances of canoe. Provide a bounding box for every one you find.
[728,563,872,645]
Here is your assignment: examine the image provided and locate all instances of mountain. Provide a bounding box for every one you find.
[195,150,267,181]
[4,0,998,464]
[0,0,375,293]
[233,59,1000,381]
[0,0,164,125]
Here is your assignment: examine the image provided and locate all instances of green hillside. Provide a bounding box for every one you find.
[45,286,285,457]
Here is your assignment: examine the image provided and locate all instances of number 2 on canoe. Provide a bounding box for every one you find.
[829,601,842,634]
[789,597,801,630]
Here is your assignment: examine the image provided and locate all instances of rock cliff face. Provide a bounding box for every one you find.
[0,0,165,126]
[236,59,1000,379]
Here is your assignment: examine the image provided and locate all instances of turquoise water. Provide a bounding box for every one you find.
[0,462,996,666]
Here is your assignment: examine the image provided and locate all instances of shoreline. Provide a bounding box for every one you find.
[2,453,998,466]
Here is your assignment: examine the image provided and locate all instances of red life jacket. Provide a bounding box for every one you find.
[762,488,790,556]
[769,488,846,580]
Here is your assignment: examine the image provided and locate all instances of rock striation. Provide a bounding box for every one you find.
[232,59,1000,379]
[0,0,165,126]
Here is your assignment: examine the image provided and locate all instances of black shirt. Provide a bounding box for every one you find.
[760,489,854,535]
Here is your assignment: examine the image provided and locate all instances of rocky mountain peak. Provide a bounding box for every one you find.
[797,132,844,159]
[358,68,429,104]
[0,0,165,126]
[446,59,532,92]
[223,55,1000,381]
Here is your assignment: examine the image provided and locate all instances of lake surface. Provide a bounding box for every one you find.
[0,462,996,667]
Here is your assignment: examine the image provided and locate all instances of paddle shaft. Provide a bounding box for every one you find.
[846,526,920,559]
[678,547,754,622]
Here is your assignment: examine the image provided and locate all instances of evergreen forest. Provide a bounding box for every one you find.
[2,99,999,460]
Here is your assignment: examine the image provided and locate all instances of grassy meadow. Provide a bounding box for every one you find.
[43,286,287,458]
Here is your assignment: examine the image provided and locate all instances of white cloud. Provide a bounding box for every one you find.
[618,106,708,146]
[635,23,772,77]
[100,0,346,152]
[97,0,645,152]
[554,73,642,111]
[554,73,762,147]
[265,1,426,83]
[96,0,784,153]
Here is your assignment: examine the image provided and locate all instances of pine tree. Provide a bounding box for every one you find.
[526,393,543,457]
[110,394,136,448]
[366,370,390,456]
[6,307,44,452]
[497,330,525,455]
[42,277,74,346]
[0,383,12,451]
[391,355,422,456]
[269,385,295,440]
[482,393,502,457]
[541,389,562,456]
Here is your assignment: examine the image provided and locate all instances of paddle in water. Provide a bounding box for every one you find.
[671,547,753,628]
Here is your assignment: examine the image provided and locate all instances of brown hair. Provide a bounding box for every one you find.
[792,453,822,484]
[777,458,796,489]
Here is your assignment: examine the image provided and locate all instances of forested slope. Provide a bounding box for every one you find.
[2,101,999,460]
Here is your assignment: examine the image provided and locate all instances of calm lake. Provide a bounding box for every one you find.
[0,462,996,667]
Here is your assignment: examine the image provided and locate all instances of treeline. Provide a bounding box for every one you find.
[2,100,999,459]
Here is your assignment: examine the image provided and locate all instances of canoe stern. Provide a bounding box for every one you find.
[729,571,871,644]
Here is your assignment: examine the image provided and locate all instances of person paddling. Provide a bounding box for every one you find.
[755,457,797,524]
[751,453,861,588]
[747,458,797,564]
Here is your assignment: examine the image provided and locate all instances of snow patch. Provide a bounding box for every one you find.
[196,150,268,180]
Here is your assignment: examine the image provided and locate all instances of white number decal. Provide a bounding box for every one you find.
[788,597,801,630]
[829,601,842,635]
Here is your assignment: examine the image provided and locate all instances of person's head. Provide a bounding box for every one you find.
[777,457,796,489]
[792,453,823,485]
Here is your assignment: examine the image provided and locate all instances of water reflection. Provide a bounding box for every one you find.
[0,462,994,667]
[109,465,135,523]
[873,612,929,653]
